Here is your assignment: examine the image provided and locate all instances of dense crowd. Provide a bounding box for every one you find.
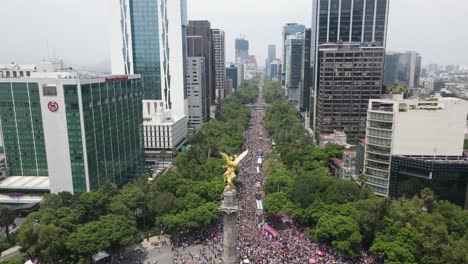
[126,81,384,264]
[236,83,382,264]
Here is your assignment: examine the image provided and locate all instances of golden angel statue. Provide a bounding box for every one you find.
[220,150,248,190]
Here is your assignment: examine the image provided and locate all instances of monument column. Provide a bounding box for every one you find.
[220,189,238,264]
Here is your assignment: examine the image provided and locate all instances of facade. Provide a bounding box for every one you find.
[111,0,187,117]
[0,67,144,194]
[225,79,233,99]
[187,20,214,116]
[341,151,357,180]
[311,0,390,139]
[212,29,226,104]
[384,51,422,89]
[186,57,207,130]
[142,100,187,150]
[301,28,313,112]
[364,98,468,196]
[226,63,238,91]
[319,131,347,147]
[390,155,468,209]
[316,44,384,140]
[285,33,305,108]
[282,23,305,85]
[244,63,257,81]
[235,38,249,62]
[267,45,276,77]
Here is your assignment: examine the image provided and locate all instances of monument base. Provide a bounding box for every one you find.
[220,189,238,264]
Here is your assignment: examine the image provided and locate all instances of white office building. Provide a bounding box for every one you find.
[364,98,468,196]
[212,29,226,104]
[186,57,207,130]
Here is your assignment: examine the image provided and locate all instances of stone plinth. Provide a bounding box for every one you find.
[219,189,238,264]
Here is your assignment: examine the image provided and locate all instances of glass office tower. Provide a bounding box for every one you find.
[0,76,144,194]
[129,0,162,100]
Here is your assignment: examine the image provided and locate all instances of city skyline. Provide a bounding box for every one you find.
[0,0,467,70]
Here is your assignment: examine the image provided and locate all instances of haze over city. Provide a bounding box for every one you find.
[0,0,467,263]
[0,0,467,70]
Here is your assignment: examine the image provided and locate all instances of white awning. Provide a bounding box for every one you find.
[0,176,50,190]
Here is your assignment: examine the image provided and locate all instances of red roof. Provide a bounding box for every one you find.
[360,138,366,144]
[331,158,342,166]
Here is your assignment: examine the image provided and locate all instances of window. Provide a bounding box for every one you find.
[43,86,57,96]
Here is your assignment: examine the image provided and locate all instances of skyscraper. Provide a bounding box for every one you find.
[301,29,312,112]
[110,0,187,118]
[226,63,239,91]
[212,29,226,104]
[282,23,305,84]
[384,51,422,89]
[285,33,304,109]
[187,20,214,118]
[267,44,276,77]
[235,38,249,62]
[311,0,390,140]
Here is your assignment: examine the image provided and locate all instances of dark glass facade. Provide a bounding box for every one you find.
[0,82,48,176]
[80,79,144,191]
[301,29,313,112]
[64,85,87,193]
[226,65,238,91]
[315,0,388,45]
[129,0,161,100]
[390,156,468,209]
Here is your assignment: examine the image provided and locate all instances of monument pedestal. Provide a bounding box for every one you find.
[220,189,238,264]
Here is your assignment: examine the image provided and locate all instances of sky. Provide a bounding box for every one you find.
[0,0,467,71]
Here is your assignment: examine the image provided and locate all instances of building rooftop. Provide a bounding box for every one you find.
[331,158,343,166]
[0,176,50,191]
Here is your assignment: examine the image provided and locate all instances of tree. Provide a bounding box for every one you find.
[358,173,368,190]
[100,181,118,195]
[160,150,168,169]
[66,214,139,262]
[420,188,435,213]
[356,197,391,246]
[263,192,295,217]
[311,214,363,256]
[370,241,416,264]
[41,192,75,210]
[0,206,15,240]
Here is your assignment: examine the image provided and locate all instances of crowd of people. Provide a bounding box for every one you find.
[236,83,382,264]
[123,82,384,264]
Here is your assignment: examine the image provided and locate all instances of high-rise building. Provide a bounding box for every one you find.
[235,38,249,62]
[428,64,439,74]
[285,33,304,108]
[363,98,468,198]
[311,0,390,141]
[316,44,384,140]
[187,20,214,118]
[384,51,422,89]
[225,79,233,99]
[226,63,239,91]
[186,57,207,130]
[110,0,187,118]
[282,23,305,85]
[301,28,313,112]
[267,44,276,77]
[0,62,144,196]
[212,29,226,104]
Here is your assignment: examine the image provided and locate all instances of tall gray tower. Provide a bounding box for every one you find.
[310,0,390,140]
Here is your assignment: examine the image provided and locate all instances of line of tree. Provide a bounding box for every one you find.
[4,79,260,264]
[262,81,468,264]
